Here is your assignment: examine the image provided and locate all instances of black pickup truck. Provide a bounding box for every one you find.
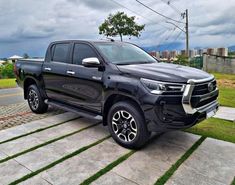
[15,40,219,148]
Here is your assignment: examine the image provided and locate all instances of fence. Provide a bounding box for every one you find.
[203,54,235,74]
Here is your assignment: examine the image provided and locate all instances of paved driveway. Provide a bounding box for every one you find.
[0,87,24,106]
[0,112,234,185]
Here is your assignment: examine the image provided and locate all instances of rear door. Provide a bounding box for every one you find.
[42,42,72,102]
[64,42,103,113]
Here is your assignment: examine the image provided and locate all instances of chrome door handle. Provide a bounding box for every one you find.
[44,67,51,71]
[67,71,75,75]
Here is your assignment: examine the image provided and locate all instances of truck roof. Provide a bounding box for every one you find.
[50,39,119,45]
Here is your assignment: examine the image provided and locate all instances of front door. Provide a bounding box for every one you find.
[65,42,103,113]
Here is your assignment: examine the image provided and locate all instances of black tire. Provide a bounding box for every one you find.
[27,84,48,114]
[107,101,150,149]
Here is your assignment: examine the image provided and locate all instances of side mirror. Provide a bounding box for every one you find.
[82,57,100,67]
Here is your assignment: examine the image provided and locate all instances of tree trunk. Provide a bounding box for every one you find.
[119,34,123,42]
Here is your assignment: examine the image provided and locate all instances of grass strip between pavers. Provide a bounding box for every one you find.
[231,177,235,185]
[0,121,101,164]
[9,135,111,185]
[0,116,79,145]
[154,136,206,185]
[80,150,136,185]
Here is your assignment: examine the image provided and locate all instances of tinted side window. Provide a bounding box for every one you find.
[52,44,70,63]
[73,44,97,65]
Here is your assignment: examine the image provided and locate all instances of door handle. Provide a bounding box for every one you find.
[67,71,75,75]
[44,67,51,71]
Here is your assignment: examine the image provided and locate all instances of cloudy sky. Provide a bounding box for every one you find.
[0,0,235,57]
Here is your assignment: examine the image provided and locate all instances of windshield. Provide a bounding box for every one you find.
[94,42,157,65]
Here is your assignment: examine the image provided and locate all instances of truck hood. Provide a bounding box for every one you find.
[116,62,212,83]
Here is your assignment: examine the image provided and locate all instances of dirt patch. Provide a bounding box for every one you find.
[217,79,235,88]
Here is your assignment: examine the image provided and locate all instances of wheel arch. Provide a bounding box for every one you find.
[102,93,145,126]
[23,77,45,99]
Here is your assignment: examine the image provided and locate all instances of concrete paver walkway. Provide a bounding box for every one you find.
[0,113,234,185]
[214,106,235,122]
[93,132,199,185]
[166,138,235,185]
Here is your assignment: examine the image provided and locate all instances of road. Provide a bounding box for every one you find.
[0,87,24,106]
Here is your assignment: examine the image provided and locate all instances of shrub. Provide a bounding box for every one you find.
[0,63,15,78]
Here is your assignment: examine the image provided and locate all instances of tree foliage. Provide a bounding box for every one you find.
[176,54,189,66]
[99,12,145,41]
[0,63,15,78]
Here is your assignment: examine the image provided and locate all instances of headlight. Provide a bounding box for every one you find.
[140,78,185,95]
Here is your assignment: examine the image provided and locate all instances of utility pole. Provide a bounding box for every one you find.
[185,9,189,58]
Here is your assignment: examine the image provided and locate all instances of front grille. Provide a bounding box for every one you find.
[192,80,217,95]
[191,80,218,108]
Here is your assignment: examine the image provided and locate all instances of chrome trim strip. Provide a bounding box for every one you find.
[182,77,218,114]
[194,79,216,86]
[187,75,214,85]
[182,83,196,114]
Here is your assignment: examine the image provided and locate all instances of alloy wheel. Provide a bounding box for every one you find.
[111,110,137,142]
[28,89,39,110]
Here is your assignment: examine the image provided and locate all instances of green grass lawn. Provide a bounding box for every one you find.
[218,87,235,108]
[212,73,235,108]
[213,72,235,81]
[0,78,16,89]
[186,117,235,143]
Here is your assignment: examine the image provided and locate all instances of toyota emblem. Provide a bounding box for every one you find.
[208,82,214,92]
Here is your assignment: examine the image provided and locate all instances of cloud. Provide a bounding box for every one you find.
[68,0,117,10]
[0,0,235,57]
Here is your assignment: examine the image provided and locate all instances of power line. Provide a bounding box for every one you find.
[135,0,185,24]
[109,0,171,29]
[155,27,176,51]
[165,21,185,33]
[164,29,184,51]
[161,0,182,15]
[155,16,184,51]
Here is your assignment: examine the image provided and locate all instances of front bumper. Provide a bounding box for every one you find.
[141,76,219,132]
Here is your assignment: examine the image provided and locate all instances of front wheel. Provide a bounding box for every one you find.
[27,84,48,114]
[107,101,150,149]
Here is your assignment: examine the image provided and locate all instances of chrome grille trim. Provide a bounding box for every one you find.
[182,76,219,114]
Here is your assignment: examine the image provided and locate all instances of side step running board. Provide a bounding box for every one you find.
[45,99,102,121]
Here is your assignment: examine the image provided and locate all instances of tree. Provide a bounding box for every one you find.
[99,12,145,41]
[0,63,14,78]
[23,53,29,59]
[176,54,189,66]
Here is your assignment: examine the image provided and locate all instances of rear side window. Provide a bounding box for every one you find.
[73,43,97,65]
[52,43,70,63]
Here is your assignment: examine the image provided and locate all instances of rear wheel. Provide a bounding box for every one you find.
[27,84,48,114]
[107,101,150,149]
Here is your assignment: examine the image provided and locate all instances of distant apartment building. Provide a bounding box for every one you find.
[149,51,156,57]
[197,49,204,56]
[205,48,228,56]
[149,51,160,59]
[162,50,169,59]
[181,50,186,56]
[189,50,195,58]
[217,48,228,57]
[169,50,178,58]
[155,51,160,59]
[148,47,228,61]
[207,48,217,55]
